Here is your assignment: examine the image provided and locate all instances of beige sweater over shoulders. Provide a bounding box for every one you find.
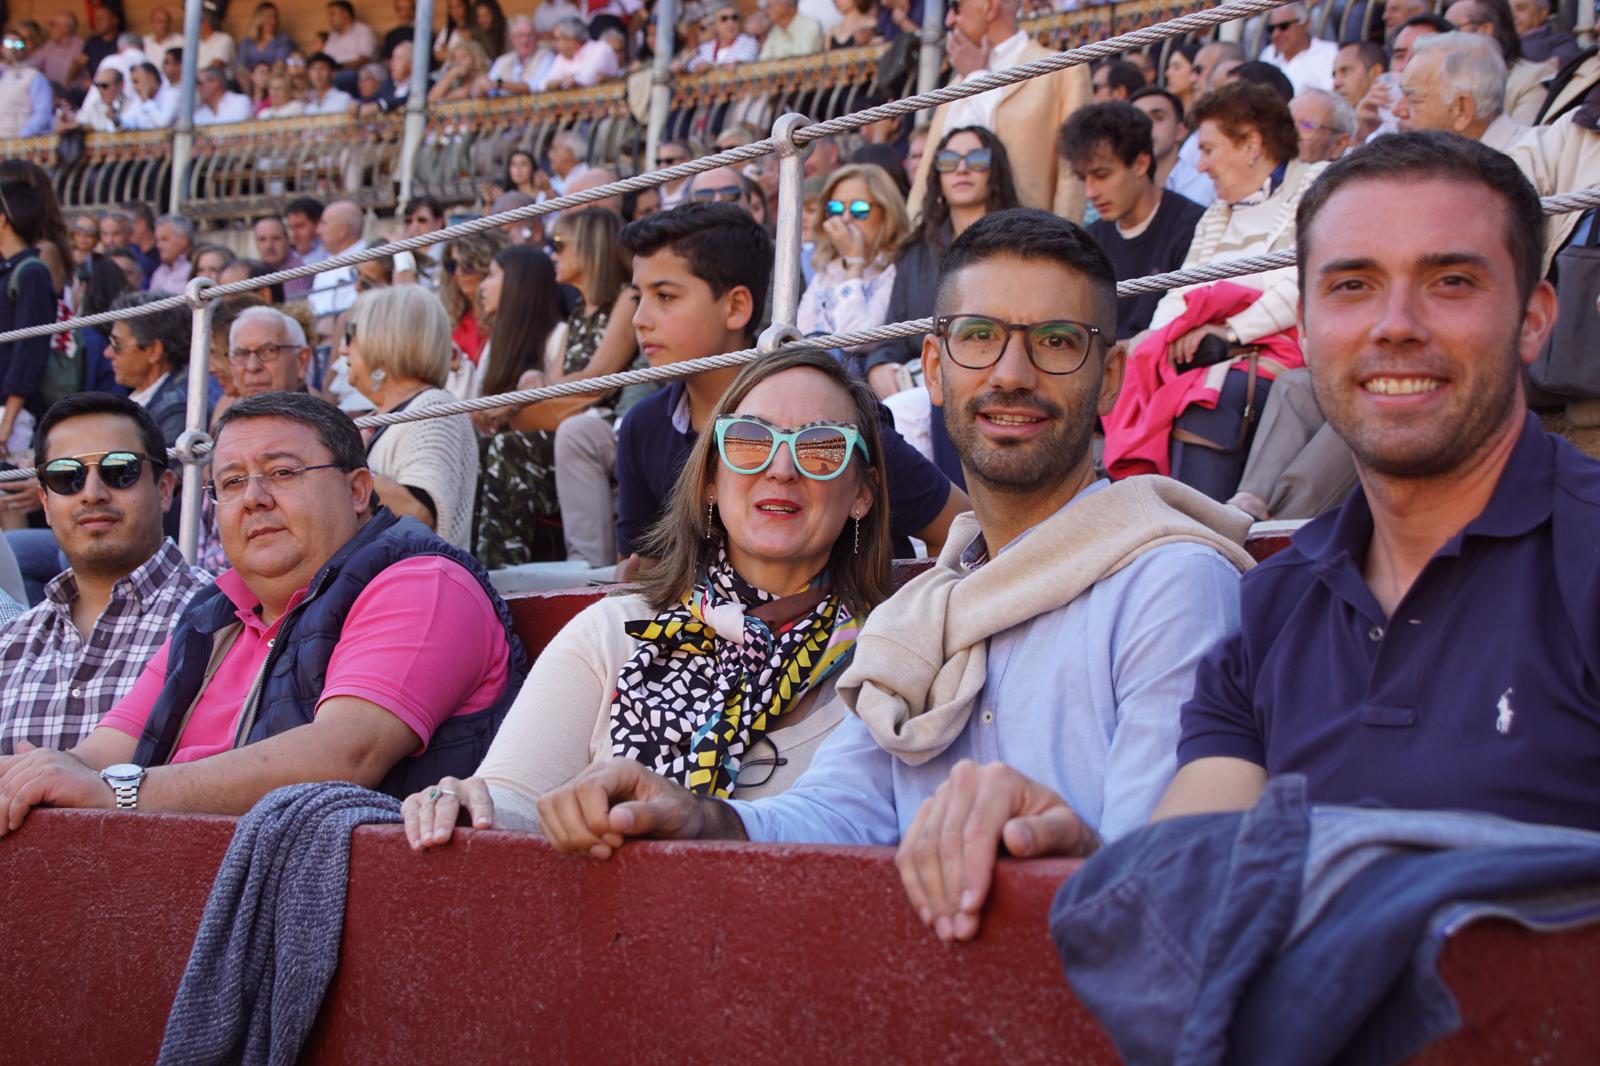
[477,592,847,831]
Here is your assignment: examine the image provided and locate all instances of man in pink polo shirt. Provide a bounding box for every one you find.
[0,392,526,830]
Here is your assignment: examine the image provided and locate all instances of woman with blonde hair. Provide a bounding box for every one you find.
[797,163,909,343]
[402,348,894,847]
[429,39,490,102]
[547,208,635,378]
[238,1,295,73]
[343,286,480,548]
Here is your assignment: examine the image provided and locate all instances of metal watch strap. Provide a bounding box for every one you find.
[111,780,140,810]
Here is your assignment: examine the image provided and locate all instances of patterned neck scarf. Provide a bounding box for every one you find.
[609,549,860,797]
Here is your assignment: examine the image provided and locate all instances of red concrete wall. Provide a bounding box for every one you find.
[3,808,1600,1065]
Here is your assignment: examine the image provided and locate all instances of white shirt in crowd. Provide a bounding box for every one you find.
[799,0,844,29]
[197,31,236,71]
[126,373,170,409]
[194,91,254,125]
[96,46,149,98]
[310,237,367,319]
[488,49,554,91]
[75,90,124,133]
[123,85,181,129]
[324,21,379,65]
[942,29,1031,131]
[537,40,619,89]
[550,162,591,196]
[1259,35,1339,94]
[144,32,183,65]
[305,86,356,115]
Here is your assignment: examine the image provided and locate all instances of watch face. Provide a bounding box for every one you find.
[101,763,145,783]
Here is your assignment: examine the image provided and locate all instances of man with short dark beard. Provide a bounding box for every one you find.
[531,209,1255,944]
[0,394,209,754]
[1155,132,1600,832]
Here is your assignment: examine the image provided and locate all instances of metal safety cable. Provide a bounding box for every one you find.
[1,182,1594,484]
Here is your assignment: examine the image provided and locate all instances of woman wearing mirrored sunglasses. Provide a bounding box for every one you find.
[437,228,506,368]
[797,163,910,352]
[857,126,1020,404]
[402,350,894,850]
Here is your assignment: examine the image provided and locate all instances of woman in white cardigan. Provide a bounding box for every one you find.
[344,286,480,549]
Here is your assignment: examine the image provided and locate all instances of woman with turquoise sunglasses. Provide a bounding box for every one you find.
[403,349,895,850]
[797,162,911,350]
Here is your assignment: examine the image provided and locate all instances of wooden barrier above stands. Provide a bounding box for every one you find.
[4,527,1600,1062]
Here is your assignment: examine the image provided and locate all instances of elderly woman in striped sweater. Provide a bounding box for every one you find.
[1104,81,1329,502]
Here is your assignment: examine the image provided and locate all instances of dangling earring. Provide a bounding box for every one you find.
[853,514,861,555]
[706,497,715,536]
[369,367,387,387]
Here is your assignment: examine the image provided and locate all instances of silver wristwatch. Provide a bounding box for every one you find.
[100,763,147,810]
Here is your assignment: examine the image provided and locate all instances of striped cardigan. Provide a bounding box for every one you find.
[1148,159,1328,347]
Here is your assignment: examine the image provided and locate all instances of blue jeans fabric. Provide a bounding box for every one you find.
[1049,776,1600,1066]
[6,528,65,606]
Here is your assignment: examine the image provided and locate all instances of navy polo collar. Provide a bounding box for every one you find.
[1297,411,1555,574]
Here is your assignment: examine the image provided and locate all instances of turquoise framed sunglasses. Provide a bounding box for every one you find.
[713,416,870,481]
[825,199,873,221]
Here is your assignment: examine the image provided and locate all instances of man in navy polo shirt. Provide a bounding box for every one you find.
[614,203,967,569]
[1154,131,1600,831]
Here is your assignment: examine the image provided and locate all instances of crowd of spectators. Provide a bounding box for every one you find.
[0,0,989,137]
[0,2,1598,1050]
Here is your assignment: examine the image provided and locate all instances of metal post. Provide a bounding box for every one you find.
[645,0,678,170]
[766,113,812,335]
[176,279,215,564]
[916,0,945,114]
[169,0,205,216]
[398,0,435,207]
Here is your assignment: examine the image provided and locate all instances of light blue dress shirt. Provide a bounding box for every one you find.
[729,483,1243,846]
[23,74,53,137]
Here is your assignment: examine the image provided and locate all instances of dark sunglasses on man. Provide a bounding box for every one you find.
[692,184,743,203]
[825,199,873,221]
[41,451,163,496]
[933,148,992,173]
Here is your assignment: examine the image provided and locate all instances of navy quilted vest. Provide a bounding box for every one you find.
[132,508,529,799]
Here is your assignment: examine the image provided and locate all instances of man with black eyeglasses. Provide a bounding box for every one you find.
[0,391,525,830]
[1257,1,1338,94]
[228,307,312,398]
[0,393,208,755]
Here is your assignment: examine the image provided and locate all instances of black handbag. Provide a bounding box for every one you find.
[1529,211,1600,402]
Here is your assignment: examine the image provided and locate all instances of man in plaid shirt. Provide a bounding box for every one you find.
[0,393,209,754]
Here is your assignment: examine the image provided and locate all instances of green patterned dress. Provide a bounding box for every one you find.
[473,305,610,568]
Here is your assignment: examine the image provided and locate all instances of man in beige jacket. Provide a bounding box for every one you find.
[532,209,1254,943]
[906,0,1090,221]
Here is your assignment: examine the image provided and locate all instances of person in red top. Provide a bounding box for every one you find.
[0,392,521,831]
